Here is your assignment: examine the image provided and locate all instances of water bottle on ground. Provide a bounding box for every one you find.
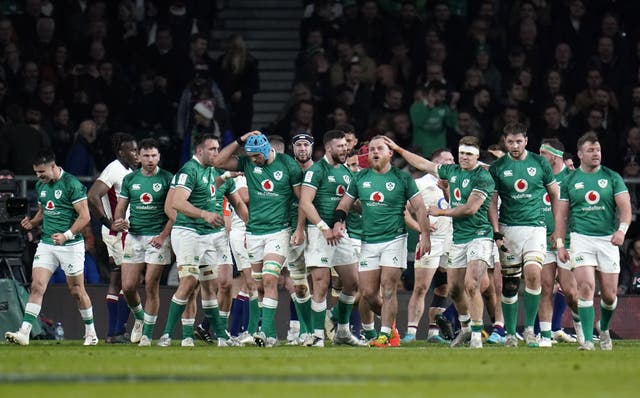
[54,322,64,341]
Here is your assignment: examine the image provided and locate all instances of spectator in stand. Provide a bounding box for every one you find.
[88,60,131,125]
[469,85,495,140]
[274,99,319,142]
[49,106,73,165]
[142,26,181,101]
[574,67,619,116]
[66,120,97,178]
[370,85,405,129]
[333,62,372,133]
[387,40,413,92]
[535,69,565,112]
[216,34,260,136]
[326,104,352,131]
[534,103,577,154]
[550,42,581,100]
[551,0,595,66]
[619,238,640,295]
[330,39,356,88]
[352,40,377,87]
[0,103,50,175]
[388,111,412,148]
[410,81,457,157]
[128,69,172,134]
[621,127,640,202]
[346,0,386,63]
[387,1,425,62]
[177,33,216,93]
[91,102,116,171]
[589,35,628,96]
[473,44,502,99]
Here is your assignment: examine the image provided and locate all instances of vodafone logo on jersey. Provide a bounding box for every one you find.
[336,185,346,196]
[585,190,600,205]
[262,180,274,192]
[210,184,216,196]
[45,200,55,210]
[514,179,528,193]
[140,193,153,204]
[453,188,462,201]
[543,192,551,206]
[370,191,384,202]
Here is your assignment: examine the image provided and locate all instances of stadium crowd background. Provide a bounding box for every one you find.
[0,0,640,294]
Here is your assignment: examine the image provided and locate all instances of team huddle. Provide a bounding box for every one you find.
[5,122,631,351]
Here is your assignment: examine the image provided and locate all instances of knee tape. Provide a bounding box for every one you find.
[263,260,282,277]
[251,271,263,281]
[501,263,522,278]
[178,265,199,279]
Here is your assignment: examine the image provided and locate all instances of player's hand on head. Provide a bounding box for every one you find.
[380,136,398,150]
[241,130,262,141]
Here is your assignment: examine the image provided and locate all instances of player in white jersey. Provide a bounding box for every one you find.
[555,132,632,351]
[87,133,138,343]
[401,149,454,343]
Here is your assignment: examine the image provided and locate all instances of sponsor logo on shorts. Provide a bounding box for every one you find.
[321,257,328,264]
[359,260,368,268]
[392,256,399,264]
[574,255,584,263]
[585,190,600,205]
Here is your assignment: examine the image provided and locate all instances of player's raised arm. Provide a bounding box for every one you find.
[381,136,437,175]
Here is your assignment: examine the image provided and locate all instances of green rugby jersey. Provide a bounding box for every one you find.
[560,166,628,236]
[237,152,302,235]
[543,166,572,250]
[437,164,494,244]
[489,151,556,227]
[346,166,419,243]
[36,169,86,245]
[302,156,353,224]
[118,167,173,235]
[173,157,235,234]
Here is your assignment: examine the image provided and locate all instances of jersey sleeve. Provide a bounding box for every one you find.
[225,177,237,195]
[488,163,500,192]
[437,164,451,180]
[69,176,88,204]
[472,170,495,199]
[559,174,570,201]
[540,156,556,186]
[302,163,323,190]
[236,156,248,173]
[174,164,197,192]
[346,172,360,199]
[404,171,420,200]
[288,156,303,187]
[97,162,116,188]
[611,170,628,196]
[118,173,132,200]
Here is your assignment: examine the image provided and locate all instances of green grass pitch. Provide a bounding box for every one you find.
[1,340,637,398]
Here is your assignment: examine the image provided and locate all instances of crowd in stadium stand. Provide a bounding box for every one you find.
[2,0,640,292]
